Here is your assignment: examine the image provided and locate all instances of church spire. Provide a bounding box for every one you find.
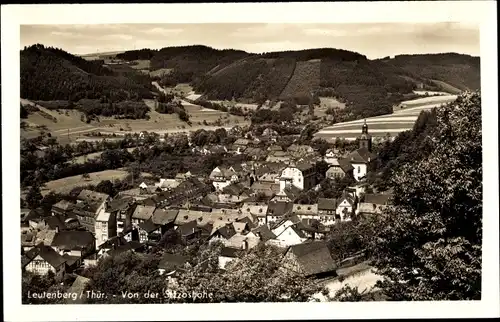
[362,119,368,134]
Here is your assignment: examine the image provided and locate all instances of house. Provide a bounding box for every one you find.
[51,230,96,262]
[232,138,251,150]
[94,203,118,248]
[22,244,67,281]
[363,193,393,206]
[262,128,279,138]
[240,202,268,226]
[250,181,281,198]
[51,200,75,216]
[266,201,294,227]
[138,219,162,243]
[151,209,178,234]
[218,247,243,269]
[65,275,91,304]
[336,192,356,221]
[102,240,145,258]
[282,241,337,278]
[272,185,302,203]
[209,223,237,245]
[356,193,393,217]
[218,183,253,204]
[287,144,314,155]
[106,197,136,236]
[72,190,110,233]
[271,214,302,237]
[175,171,192,181]
[273,224,308,246]
[317,198,337,226]
[279,163,316,191]
[257,172,281,183]
[292,204,319,221]
[209,166,240,191]
[326,158,354,180]
[324,149,340,165]
[178,220,202,244]
[131,205,155,227]
[155,178,181,191]
[266,150,291,163]
[97,235,128,256]
[248,225,277,242]
[158,253,190,276]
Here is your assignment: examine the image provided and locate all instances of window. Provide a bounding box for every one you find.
[358,166,361,173]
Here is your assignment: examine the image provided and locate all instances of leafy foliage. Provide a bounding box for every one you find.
[369,91,482,300]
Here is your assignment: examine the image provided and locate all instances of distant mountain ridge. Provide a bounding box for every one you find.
[21,43,480,119]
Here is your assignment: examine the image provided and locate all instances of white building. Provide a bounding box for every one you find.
[279,163,316,191]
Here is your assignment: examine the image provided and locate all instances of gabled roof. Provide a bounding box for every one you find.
[220,247,242,258]
[251,225,277,242]
[152,209,178,225]
[77,189,109,204]
[281,224,307,239]
[51,231,95,250]
[286,241,337,276]
[327,158,354,174]
[222,183,252,197]
[347,148,377,164]
[138,219,160,233]
[52,200,75,212]
[178,220,199,237]
[211,223,237,239]
[156,178,180,190]
[267,201,294,217]
[132,205,156,221]
[364,193,392,205]
[318,198,337,211]
[232,221,249,234]
[106,197,135,213]
[295,162,314,172]
[271,214,302,230]
[240,202,268,217]
[292,204,318,215]
[337,192,355,206]
[357,202,387,215]
[22,244,67,269]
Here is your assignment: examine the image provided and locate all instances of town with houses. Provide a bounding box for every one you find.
[21,121,394,298]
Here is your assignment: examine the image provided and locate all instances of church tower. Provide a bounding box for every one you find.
[358,119,372,151]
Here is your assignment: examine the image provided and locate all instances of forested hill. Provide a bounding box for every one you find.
[20,44,154,102]
[380,53,481,91]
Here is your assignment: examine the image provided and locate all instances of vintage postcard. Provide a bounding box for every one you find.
[2,1,498,321]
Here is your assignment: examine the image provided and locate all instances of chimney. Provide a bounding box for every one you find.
[55,226,59,233]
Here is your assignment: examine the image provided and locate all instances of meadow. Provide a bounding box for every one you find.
[315,94,458,141]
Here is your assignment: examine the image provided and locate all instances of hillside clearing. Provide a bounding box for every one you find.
[39,169,153,196]
[280,60,321,99]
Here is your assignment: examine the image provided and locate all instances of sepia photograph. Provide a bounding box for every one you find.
[2,1,499,321]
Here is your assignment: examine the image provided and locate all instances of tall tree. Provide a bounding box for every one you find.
[369,92,482,300]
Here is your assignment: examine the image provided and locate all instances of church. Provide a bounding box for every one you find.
[346,120,378,181]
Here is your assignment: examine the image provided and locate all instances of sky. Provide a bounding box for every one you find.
[20,23,480,59]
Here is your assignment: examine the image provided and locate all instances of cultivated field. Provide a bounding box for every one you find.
[39,169,152,196]
[149,68,173,78]
[129,60,150,70]
[21,93,247,144]
[71,147,137,164]
[315,94,458,141]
